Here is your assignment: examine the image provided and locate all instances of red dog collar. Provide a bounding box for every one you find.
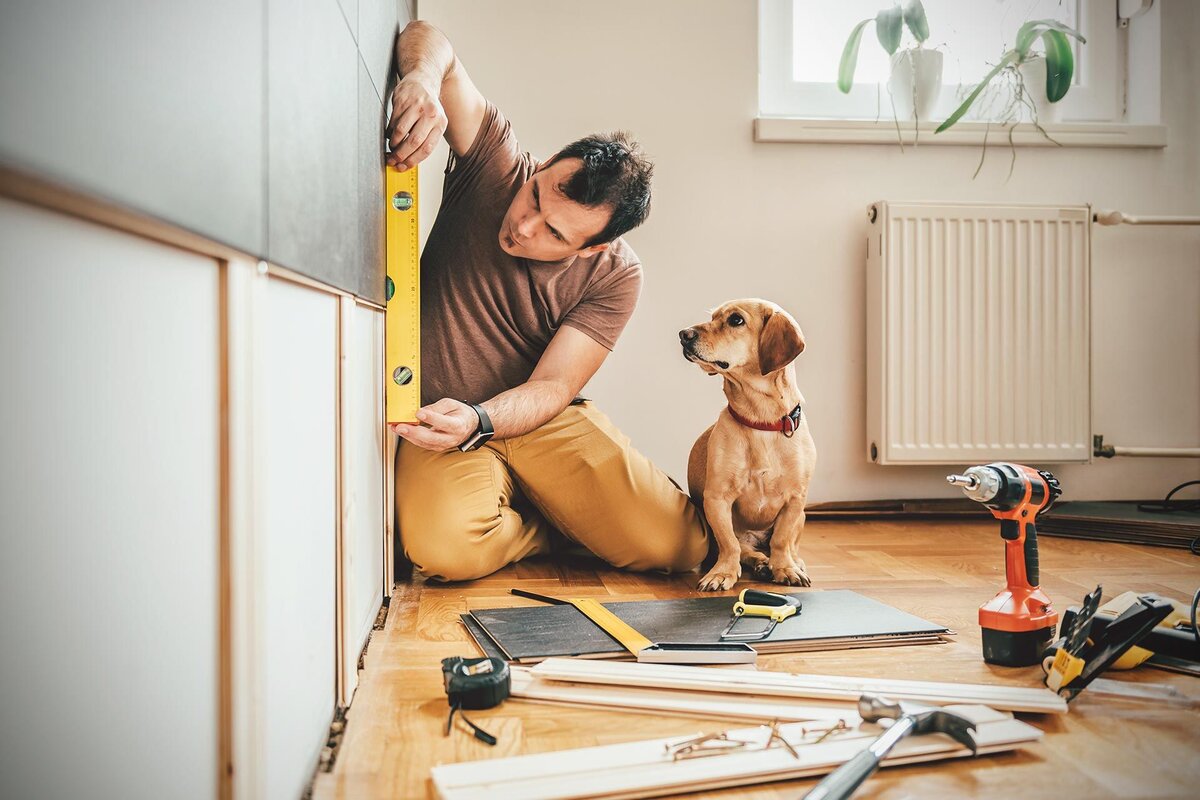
[727,403,804,437]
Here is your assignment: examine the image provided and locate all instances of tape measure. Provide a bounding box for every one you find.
[442,656,509,746]
[385,165,420,424]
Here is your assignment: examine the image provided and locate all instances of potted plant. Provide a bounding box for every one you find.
[936,19,1086,133]
[838,1,941,127]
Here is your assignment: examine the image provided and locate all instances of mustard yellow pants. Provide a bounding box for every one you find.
[395,401,710,581]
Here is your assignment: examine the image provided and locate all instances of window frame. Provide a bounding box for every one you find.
[759,0,1121,124]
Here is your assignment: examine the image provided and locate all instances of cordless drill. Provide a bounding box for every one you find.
[947,463,1062,666]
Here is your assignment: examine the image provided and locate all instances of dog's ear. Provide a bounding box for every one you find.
[758,310,805,375]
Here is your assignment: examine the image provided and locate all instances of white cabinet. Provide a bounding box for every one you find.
[260,278,340,799]
[0,197,390,800]
[0,198,222,800]
[338,300,386,703]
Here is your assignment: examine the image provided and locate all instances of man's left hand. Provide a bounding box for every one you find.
[389,398,479,452]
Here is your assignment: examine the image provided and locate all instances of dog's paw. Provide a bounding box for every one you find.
[769,560,811,587]
[698,564,740,592]
[750,558,774,582]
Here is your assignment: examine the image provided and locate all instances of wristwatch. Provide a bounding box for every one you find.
[457,403,495,452]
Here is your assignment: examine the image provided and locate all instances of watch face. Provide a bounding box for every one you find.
[459,431,492,452]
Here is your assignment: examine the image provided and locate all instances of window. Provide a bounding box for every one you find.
[759,0,1128,124]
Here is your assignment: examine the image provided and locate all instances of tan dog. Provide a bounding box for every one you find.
[680,299,816,592]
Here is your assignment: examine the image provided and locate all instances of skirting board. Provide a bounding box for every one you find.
[531,659,1067,715]
[509,668,859,723]
[431,705,1041,800]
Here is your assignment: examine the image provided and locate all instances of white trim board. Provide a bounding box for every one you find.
[754,118,1167,148]
[509,668,858,724]
[431,705,1041,800]
[531,659,1067,715]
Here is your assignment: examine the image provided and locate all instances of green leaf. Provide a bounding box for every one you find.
[902,0,929,42]
[936,51,1018,133]
[1016,18,1086,56]
[1040,29,1075,102]
[837,19,872,93]
[875,5,903,56]
[1015,20,1041,55]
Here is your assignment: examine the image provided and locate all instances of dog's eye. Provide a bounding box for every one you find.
[728,313,745,327]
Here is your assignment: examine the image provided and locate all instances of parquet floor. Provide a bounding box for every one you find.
[313,520,1200,799]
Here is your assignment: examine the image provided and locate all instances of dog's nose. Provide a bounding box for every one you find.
[679,328,698,344]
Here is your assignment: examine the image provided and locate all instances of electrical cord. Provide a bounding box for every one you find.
[1191,588,1200,645]
[1137,479,1200,514]
[1136,480,1200,554]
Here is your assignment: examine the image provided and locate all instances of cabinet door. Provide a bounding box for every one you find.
[0,198,221,800]
[261,278,338,800]
[339,301,386,703]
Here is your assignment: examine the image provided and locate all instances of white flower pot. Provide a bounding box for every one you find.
[888,47,943,122]
[1017,57,1062,124]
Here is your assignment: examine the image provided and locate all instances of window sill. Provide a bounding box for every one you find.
[754,118,1167,148]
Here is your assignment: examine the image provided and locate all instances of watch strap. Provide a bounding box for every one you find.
[471,404,494,437]
[458,403,495,452]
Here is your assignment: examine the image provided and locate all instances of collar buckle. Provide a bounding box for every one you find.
[781,404,803,438]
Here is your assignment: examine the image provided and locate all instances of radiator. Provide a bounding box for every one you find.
[866,202,1092,465]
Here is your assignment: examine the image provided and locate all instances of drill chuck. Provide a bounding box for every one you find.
[946,465,1001,503]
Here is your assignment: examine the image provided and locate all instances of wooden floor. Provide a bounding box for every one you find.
[312,519,1200,800]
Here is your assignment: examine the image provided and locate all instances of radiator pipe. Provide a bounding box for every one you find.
[1094,435,1200,459]
[1093,209,1200,226]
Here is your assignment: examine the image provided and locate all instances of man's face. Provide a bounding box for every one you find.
[498,157,612,261]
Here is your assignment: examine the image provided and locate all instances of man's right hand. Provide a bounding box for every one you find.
[387,76,448,171]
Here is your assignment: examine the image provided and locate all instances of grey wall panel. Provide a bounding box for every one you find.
[267,0,360,295]
[0,199,221,800]
[357,59,387,303]
[360,1,409,103]
[339,0,360,41]
[0,1,266,255]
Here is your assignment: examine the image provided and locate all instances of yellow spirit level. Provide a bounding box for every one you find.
[385,165,420,423]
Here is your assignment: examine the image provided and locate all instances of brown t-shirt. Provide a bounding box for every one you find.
[419,104,643,405]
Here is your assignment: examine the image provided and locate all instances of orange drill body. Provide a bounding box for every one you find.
[947,462,1062,666]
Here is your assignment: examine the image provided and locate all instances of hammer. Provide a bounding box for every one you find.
[802,694,978,800]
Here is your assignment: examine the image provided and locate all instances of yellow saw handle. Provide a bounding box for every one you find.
[733,588,801,623]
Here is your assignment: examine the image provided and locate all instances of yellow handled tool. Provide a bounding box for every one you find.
[720,588,803,641]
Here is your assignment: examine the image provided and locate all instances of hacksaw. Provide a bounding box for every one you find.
[385,165,420,423]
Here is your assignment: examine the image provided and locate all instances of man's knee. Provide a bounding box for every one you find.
[400,512,504,582]
[616,518,709,573]
[394,445,511,581]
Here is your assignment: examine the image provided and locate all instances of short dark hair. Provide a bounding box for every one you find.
[546,132,653,247]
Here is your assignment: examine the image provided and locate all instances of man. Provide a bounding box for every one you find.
[386,20,708,582]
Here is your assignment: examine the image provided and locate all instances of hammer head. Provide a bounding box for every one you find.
[857,694,979,755]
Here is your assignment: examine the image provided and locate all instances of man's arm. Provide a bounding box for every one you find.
[390,327,611,451]
[387,20,487,169]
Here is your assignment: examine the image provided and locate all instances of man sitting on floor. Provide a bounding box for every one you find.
[386,21,709,581]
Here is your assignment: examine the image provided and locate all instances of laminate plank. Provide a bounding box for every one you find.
[467,590,950,662]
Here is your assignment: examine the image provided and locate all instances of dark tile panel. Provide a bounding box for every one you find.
[267,0,360,289]
[357,59,386,303]
[338,0,360,42]
[360,0,409,103]
[0,1,267,254]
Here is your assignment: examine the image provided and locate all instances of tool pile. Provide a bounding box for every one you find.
[430,463,1199,800]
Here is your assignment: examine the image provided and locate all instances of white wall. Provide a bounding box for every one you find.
[419,0,1200,502]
